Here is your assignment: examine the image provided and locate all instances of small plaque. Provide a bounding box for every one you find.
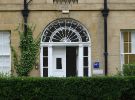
[94,62,100,68]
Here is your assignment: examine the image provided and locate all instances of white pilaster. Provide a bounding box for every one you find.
[88,46,92,77]
[48,45,53,77]
[78,44,83,77]
[40,46,43,77]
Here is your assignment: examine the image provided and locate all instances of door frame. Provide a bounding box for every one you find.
[40,42,91,77]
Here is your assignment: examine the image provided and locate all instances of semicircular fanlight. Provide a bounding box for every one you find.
[42,18,89,42]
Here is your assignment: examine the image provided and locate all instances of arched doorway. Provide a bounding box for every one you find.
[40,18,91,77]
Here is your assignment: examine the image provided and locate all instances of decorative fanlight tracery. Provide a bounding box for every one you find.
[42,18,89,43]
[53,0,78,4]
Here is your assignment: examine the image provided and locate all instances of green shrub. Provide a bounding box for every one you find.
[12,25,40,76]
[0,77,135,100]
[123,64,135,76]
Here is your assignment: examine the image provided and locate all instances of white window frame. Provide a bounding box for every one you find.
[0,31,11,75]
[120,30,135,71]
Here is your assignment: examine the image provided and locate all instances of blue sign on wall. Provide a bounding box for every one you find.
[93,62,100,68]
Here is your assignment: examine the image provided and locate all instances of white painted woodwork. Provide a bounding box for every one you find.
[78,45,83,76]
[48,45,53,77]
[88,46,92,77]
[40,47,43,77]
[0,32,11,75]
[52,46,66,77]
[40,18,91,77]
[131,32,135,53]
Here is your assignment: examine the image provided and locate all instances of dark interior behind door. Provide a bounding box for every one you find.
[66,47,77,77]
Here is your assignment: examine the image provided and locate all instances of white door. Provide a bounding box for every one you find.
[0,32,11,75]
[52,47,66,77]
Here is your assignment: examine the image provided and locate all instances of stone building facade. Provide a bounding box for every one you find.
[0,0,135,77]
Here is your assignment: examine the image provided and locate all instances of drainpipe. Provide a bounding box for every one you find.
[22,0,32,36]
[102,0,109,76]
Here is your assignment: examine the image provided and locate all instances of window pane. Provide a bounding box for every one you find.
[0,32,11,75]
[83,47,88,56]
[43,47,48,56]
[60,20,65,27]
[83,67,88,77]
[0,45,10,55]
[54,22,60,29]
[0,67,10,74]
[0,56,10,67]
[129,43,131,53]
[124,54,135,64]
[83,57,88,66]
[129,32,131,42]
[124,54,129,64]
[56,58,62,69]
[82,37,87,42]
[46,30,52,37]
[124,43,131,53]
[50,26,56,32]
[123,32,128,42]
[43,68,48,77]
[43,57,48,67]
[129,54,135,64]
[0,32,10,55]
[124,43,128,53]
[0,56,10,74]
[45,37,50,42]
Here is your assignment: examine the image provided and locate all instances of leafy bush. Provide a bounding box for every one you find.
[0,77,135,100]
[123,64,135,76]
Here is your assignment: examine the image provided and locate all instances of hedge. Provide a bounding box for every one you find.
[0,77,135,100]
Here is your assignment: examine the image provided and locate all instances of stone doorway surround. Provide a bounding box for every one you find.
[40,18,91,77]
